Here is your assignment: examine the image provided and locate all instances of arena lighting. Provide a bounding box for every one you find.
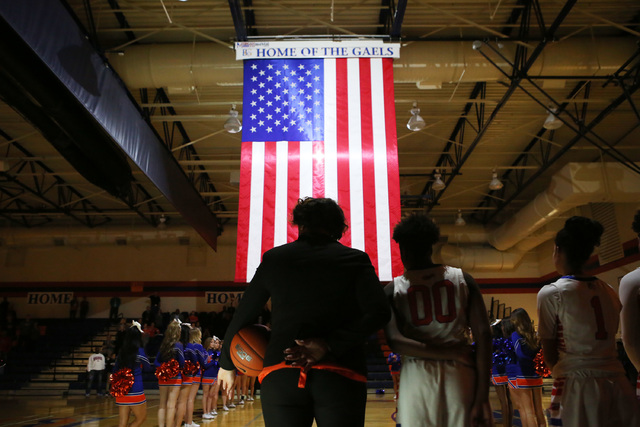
[407,101,426,131]
[489,169,504,191]
[157,214,167,230]
[543,107,563,130]
[224,104,242,134]
[432,170,446,191]
[455,210,466,227]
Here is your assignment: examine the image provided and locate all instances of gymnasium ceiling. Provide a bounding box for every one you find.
[1,0,639,252]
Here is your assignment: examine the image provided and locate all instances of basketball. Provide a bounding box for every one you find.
[229,324,271,376]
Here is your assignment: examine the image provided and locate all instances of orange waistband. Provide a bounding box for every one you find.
[258,361,367,388]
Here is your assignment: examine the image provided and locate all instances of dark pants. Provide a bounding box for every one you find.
[261,368,367,427]
[86,370,104,394]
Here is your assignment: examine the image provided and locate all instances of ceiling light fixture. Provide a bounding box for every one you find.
[407,101,426,131]
[432,170,446,191]
[543,107,563,130]
[488,169,504,191]
[224,104,242,134]
[455,210,466,226]
[158,214,167,230]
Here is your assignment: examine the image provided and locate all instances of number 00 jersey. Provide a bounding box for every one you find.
[393,266,470,347]
[537,276,624,378]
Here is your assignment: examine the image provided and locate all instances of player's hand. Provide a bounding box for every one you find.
[470,400,493,427]
[217,368,236,400]
[284,338,329,372]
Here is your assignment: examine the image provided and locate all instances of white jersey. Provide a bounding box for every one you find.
[537,276,624,377]
[620,267,640,372]
[393,266,469,347]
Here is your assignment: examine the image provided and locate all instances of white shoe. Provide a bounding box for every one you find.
[210,410,217,416]
[203,413,213,420]
[222,405,229,411]
[247,396,254,401]
[228,403,236,408]
[239,399,245,405]
[191,423,200,427]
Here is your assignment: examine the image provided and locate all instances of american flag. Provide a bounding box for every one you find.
[235,56,403,283]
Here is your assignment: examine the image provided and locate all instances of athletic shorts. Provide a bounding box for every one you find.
[508,375,542,389]
[492,375,508,386]
[397,358,475,427]
[202,377,217,385]
[548,373,640,427]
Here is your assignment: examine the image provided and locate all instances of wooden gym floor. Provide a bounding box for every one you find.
[0,388,552,426]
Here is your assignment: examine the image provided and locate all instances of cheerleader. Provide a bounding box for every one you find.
[155,320,184,427]
[184,327,205,426]
[112,321,152,427]
[175,323,193,427]
[491,320,512,427]
[507,308,545,427]
[538,216,640,427]
[202,336,221,419]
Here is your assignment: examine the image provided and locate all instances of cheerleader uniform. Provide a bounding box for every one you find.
[508,331,542,389]
[155,342,185,387]
[491,337,509,386]
[201,349,220,385]
[184,342,205,385]
[113,348,152,406]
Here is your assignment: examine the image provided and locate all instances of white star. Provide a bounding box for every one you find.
[298,64,305,70]
[283,101,289,106]
[282,126,289,132]
[258,107,264,113]
[314,64,320,70]
[298,76,304,82]
[315,126,321,132]
[306,82,312,88]
[267,76,273,82]
[290,120,296,126]
[314,89,320,94]
[314,101,320,106]
[258,120,265,126]
[251,114,257,120]
[306,70,311,76]
[299,89,305,94]
[267,89,272,94]
[251,126,257,132]
[283,76,289,82]
[305,94,311,99]
[266,127,272,133]
[267,64,273,69]
[298,126,304,132]
[290,83,297,88]
[283,89,289,95]
[314,76,320,82]
[291,95,297,101]
[275,107,281,113]
[259,82,265,88]
[259,70,266,76]
[306,120,312,126]
[275,70,281,76]
[266,114,273,120]
[251,101,257,107]
[275,83,281,88]
[267,101,273,107]
[251,89,257,95]
[275,120,281,126]
[290,70,297,76]
[275,95,281,101]
[298,113,304,120]
[298,101,304,107]
[283,113,289,119]
[251,64,258,70]
[283,64,289,70]
[259,95,265,101]
[315,113,320,119]
[306,107,312,113]
[251,76,258,82]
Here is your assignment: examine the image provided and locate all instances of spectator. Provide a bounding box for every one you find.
[69,297,79,320]
[620,210,640,380]
[109,296,121,323]
[86,347,106,396]
[386,352,401,400]
[79,296,89,319]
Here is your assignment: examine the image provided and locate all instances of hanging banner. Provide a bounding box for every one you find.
[235,40,401,60]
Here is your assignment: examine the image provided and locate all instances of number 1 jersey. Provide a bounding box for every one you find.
[537,276,624,377]
[393,266,470,347]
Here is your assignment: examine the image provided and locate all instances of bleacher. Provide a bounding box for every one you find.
[0,318,110,395]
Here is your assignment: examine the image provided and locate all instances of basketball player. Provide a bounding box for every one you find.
[217,197,391,427]
[537,216,640,427]
[384,213,492,427]
[620,210,640,394]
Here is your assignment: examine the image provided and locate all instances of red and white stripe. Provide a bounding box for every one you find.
[236,57,402,283]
